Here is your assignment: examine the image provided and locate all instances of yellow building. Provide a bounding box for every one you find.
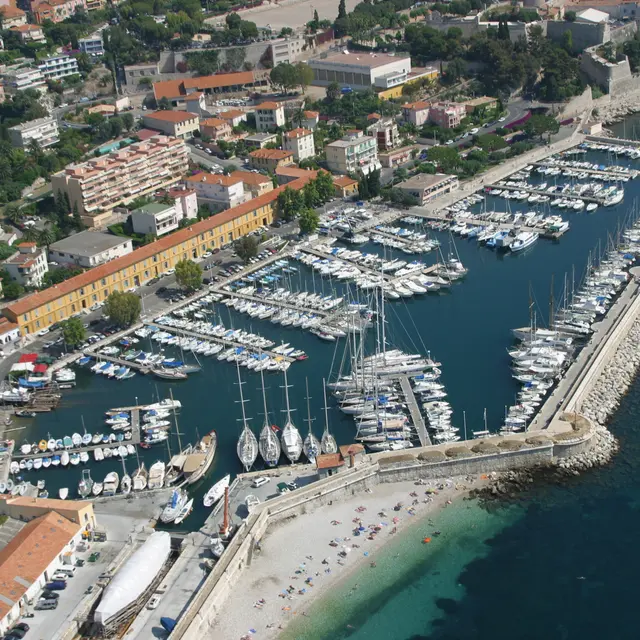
[0,496,96,530]
[2,176,311,336]
[248,148,294,173]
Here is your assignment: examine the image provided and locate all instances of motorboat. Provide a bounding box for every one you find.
[59,488,68,500]
[173,498,193,525]
[510,232,539,253]
[78,470,93,498]
[92,482,103,496]
[160,489,188,523]
[148,461,166,489]
[132,464,148,491]
[102,472,119,497]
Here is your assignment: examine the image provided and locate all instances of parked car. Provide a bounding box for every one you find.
[40,590,59,600]
[34,600,58,611]
[45,581,66,590]
[88,552,101,562]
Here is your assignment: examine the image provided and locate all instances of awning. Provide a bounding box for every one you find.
[18,354,38,363]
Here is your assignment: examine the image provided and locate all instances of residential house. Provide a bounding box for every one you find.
[302,110,319,130]
[463,96,497,114]
[395,173,459,205]
[333,175,359,198]
[142,111,199,139]
[130,203,181,237]
[249,148,294,172]
[255,102,285,132]
[165,187,197,220]
[199,117,232,141]
[9,24,45,42]
[3,243,48,287]
[0,318,20,347]
[0,6,26,28]
[244,132,277,149]
[48,231,133,268]
[183,173,247,211]
[78,32,104,57]
[32,0,87,24]
[366,117,400,151]
[8,117,59,149]
[325,130,380,175]
[283,127,315,161]
[217,109,247,128]
[38,54,79,80]
[402,101,431,127]
[229,171,274,198]
[379,145,416,168]
[428,102,466,129]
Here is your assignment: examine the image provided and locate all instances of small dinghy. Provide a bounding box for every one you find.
[59,488,68,500]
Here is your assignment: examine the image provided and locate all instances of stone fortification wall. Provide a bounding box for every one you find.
[546,20,609,53]
[580,46,638,96]
[610,21,638,45]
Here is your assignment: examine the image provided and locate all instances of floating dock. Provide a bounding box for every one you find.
[399,376,431,447]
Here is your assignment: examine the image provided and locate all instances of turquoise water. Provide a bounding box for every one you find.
[13,147,640,539]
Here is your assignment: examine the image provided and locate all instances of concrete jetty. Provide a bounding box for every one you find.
[485,183,604,204]
[532,160,638,179]
[399,376,431,446]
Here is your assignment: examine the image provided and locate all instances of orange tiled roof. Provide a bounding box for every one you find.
[10,24,41,32]
[333,175,358,188]
[183,71,254,91]
[256,102,281,110]
[146,110,197,123]
[285,128,312,139]
[17,242,36,248]
[276,166,318,179]
[184,173,242,187]
[0,511,81,619]
[0,318,19,335]
[0,6,25,18]
[249,148,293,160]
[404,101,431,111]
[367,113,381,120]
[200,117,229,129]
[185,92,204,100]
[217,109,246,121]
[303,110,319,118]
[3,176,313,317]
[230,170,271,185]
[153,79,184,101]
[316,453,344,469]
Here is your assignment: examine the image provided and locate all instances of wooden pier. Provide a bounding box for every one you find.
[84,352,149,374]
[532,161,637,180]
[399,376,431,447]
[12,409,141,460]
[144,322,295,363]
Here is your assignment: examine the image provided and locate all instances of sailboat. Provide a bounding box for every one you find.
[203,474,231,508]
[258,367,281,467]
[78,470,94,498]
[280,369,303,463]
[120,457,131,495]
[174,498,194,525]
[302,378,320,464]
[235,362,258,472]
[321,378,338,454]
[160,488,188,523]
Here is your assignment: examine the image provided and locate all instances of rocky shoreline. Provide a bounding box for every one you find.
[596,91,640,126]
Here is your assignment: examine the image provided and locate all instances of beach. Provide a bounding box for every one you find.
[208,473,490,640]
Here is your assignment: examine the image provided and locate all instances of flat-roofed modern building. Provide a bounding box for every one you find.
[395,173,459,205]
[325,130,380,175]
[48,231,133,268]
[131,203,181,237]
[50,135,189,227]
[8,116,59,149]
[38,54,79,80]
[309,51,412,90]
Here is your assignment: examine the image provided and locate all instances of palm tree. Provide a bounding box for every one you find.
[21,227,40,243]
[38,227,56,248]
[4,204,23,226]
[28,139,43,162]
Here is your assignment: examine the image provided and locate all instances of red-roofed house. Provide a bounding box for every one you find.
[0,317,20,346]
[217,110,247,128]
[152,71,257,103]
[199,117,232,141]
[142,110,199,139]
[402,101,431,127]
[249,148,294,172]
[0,6,27,28]
[9,24,45,42]
[32,0,86,24]
[303,110,319,130]
[283,128,315,161]
[333,175,359,198]
[0,511,83,633]
[3,243,48,287]
[255,102,285,132]
[182,172,247,211]
[229,171,273,198]
[164,187,198,220]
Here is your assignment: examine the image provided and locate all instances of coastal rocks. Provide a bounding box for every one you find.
[596,91,640,125]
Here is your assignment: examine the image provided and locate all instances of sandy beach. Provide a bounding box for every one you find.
[208,473,490,640]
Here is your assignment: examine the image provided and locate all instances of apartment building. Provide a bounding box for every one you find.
[3,243,48,287]
[428,102,466,129]
[0,6,26,28]
[255,102,285,132]
[50,135,189,227]
[48,231,133,268]
[229,171,274,198]
[402,101,430,127]
[245,133,278,149]
[283,128,315,161]
[78,33,104,57]
[38,54,79,80]
[32,0,87,24]
[131,203,180,237]
[2,66,45,94]
[271,37,305,65]
[199,117,232,141]
[395,173,459,205]
[325,130,380,175]
[165,187,197,220]
[249,148,294,172]
[183,173,246,211]
[9,117,59,149]
[366,117,400,151]
[10,24,45,43]
[1,175,314,336]
[218,110,247,128]
[143,111,199,139]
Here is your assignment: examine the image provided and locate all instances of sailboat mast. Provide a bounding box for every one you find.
[322,378,330,435]
[283,367,292,423]
[549,273,554,331]
[236,361,249,426]
[304,377,313,437]
[260,365,269,428]
[170,388,183,452]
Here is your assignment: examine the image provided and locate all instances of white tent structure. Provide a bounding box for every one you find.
[94,531,171,626]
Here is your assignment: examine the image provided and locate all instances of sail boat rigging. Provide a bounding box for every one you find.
[258,365,281,467]
[235,361,258,472]
[280,368,303,463]
[302,378,320,464]
[321,378,338,454]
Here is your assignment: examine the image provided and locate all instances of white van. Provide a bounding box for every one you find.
[252,477,270,488]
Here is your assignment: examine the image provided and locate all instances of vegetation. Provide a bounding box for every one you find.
[61,317,86,347]
[174,258,202,291]
[277,171,335,222]
[358,170,382,200]
[270,62,314,94]
[234,235,259,263]
[299,208,320,235]
[0,242,17,261]
[524,114,560,140]
[277,186,305,222]
[104,290,141,327]
[43,266,83,288]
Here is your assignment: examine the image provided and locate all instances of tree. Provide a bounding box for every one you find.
[326,81,340,102]
[104,290,141,327]
[234,235,259,263]
[4,204,22,226]
[524,114,560,140]
[122,112,135,131]
[277,186,305,221]
[299,208,319,235]
[1,279,23,300]
[61,317,86,347]
[37,227,56,248]
[315,170,335,202]
[562,30,573,54]
[337,0,347,20]
[175,259,202,291]
[358,175,370,200]
[295,62,314,93]
[565,10,576,21]
[270,63,300,94]
[303,180,321,207]
[0,242,17,260]
[314,9,319,22]
[367,169,381,198]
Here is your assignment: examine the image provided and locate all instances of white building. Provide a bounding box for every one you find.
[255,102,285,132]
[395,173,459,205]
[325,130,380,175]
[78,33,104,57]
[3,243,48,287]
[8,117,59,150]
[166,187,198,220]
[38,54,79,80]
[271,37,306,65]
[283,128,315,161]
[183,173,247,211]
[2,66,45,94]
[48,231,133,268]
[130,203,181,237]
[309,51,411,90]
